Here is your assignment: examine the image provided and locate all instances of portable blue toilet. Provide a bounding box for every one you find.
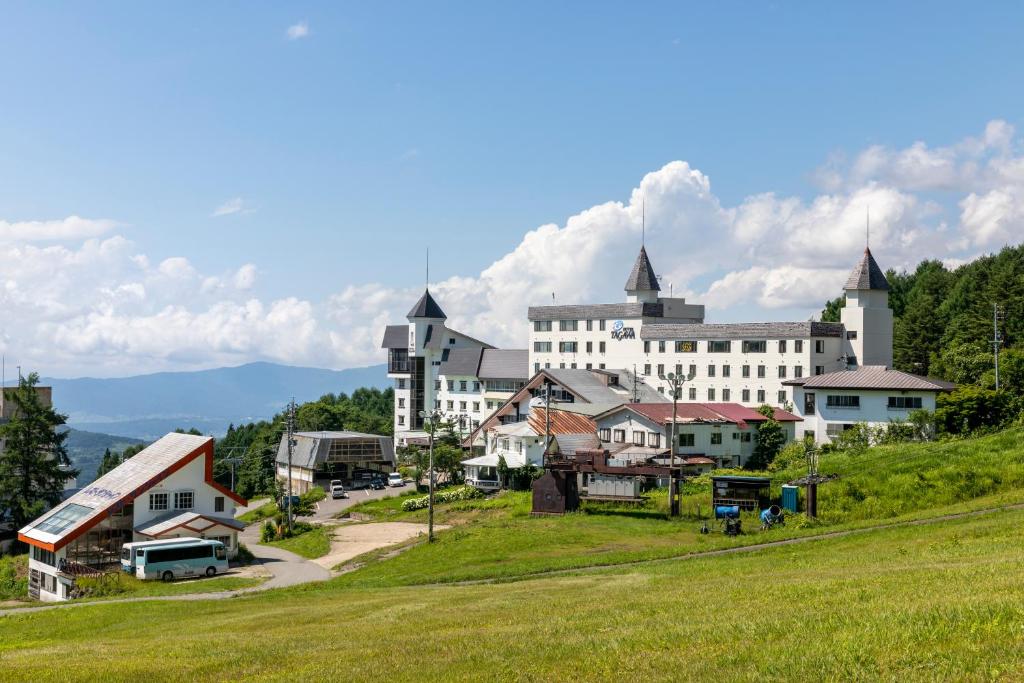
[781,485,798,513]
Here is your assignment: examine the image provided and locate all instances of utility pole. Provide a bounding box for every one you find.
[419,408,441,542]
[993,304,1004,391]
[805,440,819,519]
[286,398,296,535]
[544,379,552,466]
[660,370,692,517]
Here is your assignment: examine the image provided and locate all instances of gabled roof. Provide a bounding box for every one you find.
[625,246,661,292]
[596,402,802,428]
[135,511,245,537]
[845,248,890,291]
[276,431,396,469]
[783,366,955,391]
[527,407,598,436]
[381,324,408,349]
[407,289,447,319]
[19,432,246,552]
[438,347,485,377]
[478,349,529,380]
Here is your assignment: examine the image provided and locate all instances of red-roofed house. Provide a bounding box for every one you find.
[592,402,800,469]
[18,432,246,602]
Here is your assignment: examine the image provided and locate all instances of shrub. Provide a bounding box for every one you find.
[75,572,129,598]
[0,554,28,600]
[401,485,483,511]
[261,520,277,543]
[301,486,326,504]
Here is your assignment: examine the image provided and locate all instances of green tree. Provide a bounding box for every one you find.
[820,296,845,322]
[746,405,786,470]
[934,386,1013,435]
[0,373,78,531]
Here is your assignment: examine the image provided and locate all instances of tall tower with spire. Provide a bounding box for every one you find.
[840,247,893,368]
[624,246,661,304]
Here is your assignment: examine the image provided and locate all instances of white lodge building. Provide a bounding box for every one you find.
[18,432,246,602]
[527,246,895,411]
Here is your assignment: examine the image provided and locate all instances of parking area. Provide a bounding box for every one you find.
[310,481,412,521]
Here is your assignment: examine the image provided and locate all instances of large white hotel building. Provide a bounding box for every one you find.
[383,243,894,446]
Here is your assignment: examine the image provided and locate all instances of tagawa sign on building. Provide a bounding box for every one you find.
[610,320,635,341]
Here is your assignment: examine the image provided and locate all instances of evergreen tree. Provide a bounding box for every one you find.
[0,373,78,530]
[746,405,785,470]
[820,296,845,322]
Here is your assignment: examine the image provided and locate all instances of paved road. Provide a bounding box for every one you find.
[310,482,412,521]
[237,526,331,590]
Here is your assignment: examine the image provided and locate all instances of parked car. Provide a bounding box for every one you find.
[388,472,405,487]
[370,477,386,490]
[279,495,301,509]
[329,479,343,490]
[331,484,348,499]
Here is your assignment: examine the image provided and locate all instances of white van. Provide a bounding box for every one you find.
[388,472,405,487]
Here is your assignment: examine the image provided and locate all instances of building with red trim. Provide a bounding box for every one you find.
[18,432,246,602]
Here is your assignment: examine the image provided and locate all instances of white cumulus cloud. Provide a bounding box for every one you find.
[285,22,309,40]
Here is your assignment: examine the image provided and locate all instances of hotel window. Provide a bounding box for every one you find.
[722,365,731,378]
[472,381,480,391]
[675,364,683,377]
[449,338,456,345]
[846,330,858,340]
[560,363,566,369]
[545,362,550,369]
[473,402,480,412]
[778,340,787,353]
[643,364,652,376]
[815,365,825,375]
[827,395,860,408]
[599,341,606,353]
[586,319,594,331]
[778,390,787,404]
[644,341,651,353]
[658,341,666,353]
[447,400,454,410]
[795,339,804,353]
[599,319,606,331]
[707,388,716,400]
[710,433,722,445]
[460,401,467,410]
[598,428,611,441]
[708,341,731,353]
[434,380,441,391]
[586,341,593,353]
[689,364,697,378]
[688,387,697,400]
[434,400,440,409]
[559,320,578,331]
[742,340,767,353]
[447,380,455,390]
[649,433,661,448]
[676,340,697,353]
[742,389,750,402]
[149,492,168,511]
[707,365,716,377]
[740,432,752,443]
[458,380,466,391]
[397,379,406,389]
[757,389,765,403]
[599,363,606,369]
[534,320,552,332]
[586,363,593,370]
[888,396,923,409]
[174,491,193,510]
[214,496,225,513]
[657,364,665,377]
[722,388,731,401]
[757,365,766,378]
[778,365,787,378]
[815,339,825,353]
[679,433,695,447]
[398,398,406,408]
[742,365,750,378]
[559,341,578,353]
[534,362,540,373]
[794,365,803,378]
[570,362,577,369]
[613,429,626,443]
[633,431,645,446]
[534,341,552,353]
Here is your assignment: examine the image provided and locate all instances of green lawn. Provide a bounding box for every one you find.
[237,500,279,524]
[2,507,1024,681]
[265,525,333,559]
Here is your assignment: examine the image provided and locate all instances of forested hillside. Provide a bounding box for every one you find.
[822,244,1024,383]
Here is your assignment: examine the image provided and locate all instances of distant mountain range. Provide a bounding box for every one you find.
[42,362,388,440]
[62,428,147,486]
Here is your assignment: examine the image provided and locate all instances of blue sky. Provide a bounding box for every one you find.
[2,3,1023,376]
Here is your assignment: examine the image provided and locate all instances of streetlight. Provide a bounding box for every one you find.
[419,408,444,542]
[659,370,693,517]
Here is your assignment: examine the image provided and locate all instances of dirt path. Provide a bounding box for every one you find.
[313,522,447,570]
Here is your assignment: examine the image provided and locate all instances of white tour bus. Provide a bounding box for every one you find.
[121,538,199,574]
[134,539,228,581]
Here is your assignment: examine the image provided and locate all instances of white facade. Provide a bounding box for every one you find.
[790,385,940,444]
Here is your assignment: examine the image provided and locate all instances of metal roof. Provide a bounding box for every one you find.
[641,321,844,340]
[624,246,661,292]
[478,349,529,379]
[276,431,396,469]
[845,248,890,291]
[423,326,494,350]
[407,289,447,319]
[438,347,485,377]
[596,402,801,428]
[783,366,955,391]
[135,511,244,537]
[542,367,668,405]
[551,433,602,455]
[19,432,221,550]
[528,302,665,321]
[381,324,408,349]
[527,407,598,436]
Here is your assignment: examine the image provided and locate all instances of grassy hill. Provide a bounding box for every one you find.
[62,428,147,486]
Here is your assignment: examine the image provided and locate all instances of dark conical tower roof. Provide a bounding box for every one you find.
[624,246,661,292]
[845,247,890,291]
[407,289,447,319]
